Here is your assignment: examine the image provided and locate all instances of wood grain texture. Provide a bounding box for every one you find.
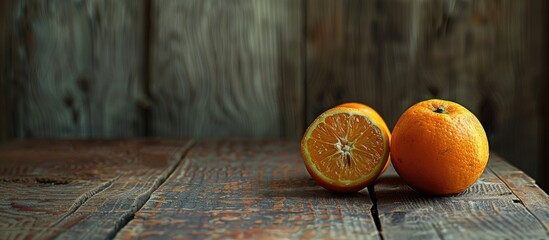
[0,139,192,239]
[0,140,547,239]
[305,0,545,182]
[116,140,380,239]
[489,154,549,233]
[0,1,12,142]
[10,0,146,138]
[306,0,384,122]
[150,0,303,139]
[375,156,549,239]
[306,0,445,126]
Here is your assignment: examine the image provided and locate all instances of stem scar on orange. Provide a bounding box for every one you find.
[301,103,390,192]
[391,99,489,195]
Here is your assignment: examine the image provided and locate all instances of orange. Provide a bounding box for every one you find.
[337,103,392,174]
[391,99,489,195]
[301,103,390,192]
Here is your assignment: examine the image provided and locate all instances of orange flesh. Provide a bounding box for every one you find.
[305,112,385,182]
[337,103,392,174]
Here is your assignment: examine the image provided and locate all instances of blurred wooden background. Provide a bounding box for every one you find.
[0,0,547,190]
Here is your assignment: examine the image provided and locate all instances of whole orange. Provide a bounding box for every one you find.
[391,99,489,195]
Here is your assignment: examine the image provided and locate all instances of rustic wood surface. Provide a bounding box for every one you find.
[488,154,549,232]
[116,140,380,239]
[305,0,544,183]
[375,158,549,239]
[7,0,146,138]
[150,0,303,139]
[0,140,548,239]
[0,139,193,239]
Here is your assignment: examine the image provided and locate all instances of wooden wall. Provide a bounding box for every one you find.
[0,0,547,189]
[0,1,10,142]
[2,0,146,138]
[150,0,303,138]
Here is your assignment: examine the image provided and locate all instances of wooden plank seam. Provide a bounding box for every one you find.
[48,175,121,229]
[367,185,384,240]
[109,140,196,239]
[488,155,549,234]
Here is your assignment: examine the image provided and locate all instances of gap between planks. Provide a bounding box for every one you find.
[369,155,549,240]
[488,154,549,234]
[108,140,196,239]
[368,185,384,240]
[50,175,121,228]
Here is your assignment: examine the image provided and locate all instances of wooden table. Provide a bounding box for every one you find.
[0,139,548,239]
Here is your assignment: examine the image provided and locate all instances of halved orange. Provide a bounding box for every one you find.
[301,103,390,192]
[337,103,392,174]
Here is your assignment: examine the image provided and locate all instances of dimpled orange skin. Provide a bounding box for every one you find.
[337,103,391,173]
[391,99,489,195]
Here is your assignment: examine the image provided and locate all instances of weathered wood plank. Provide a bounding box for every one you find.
[306,0,449,127]
[0,139,193,239]
[0,1,12,142]
[488,154,549,233]
[306,0,384,122]
[374,156,549,239]
[150,0,304,139]
[10,0,146,138]
[117,140,379,239]
[305,0,544,184]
